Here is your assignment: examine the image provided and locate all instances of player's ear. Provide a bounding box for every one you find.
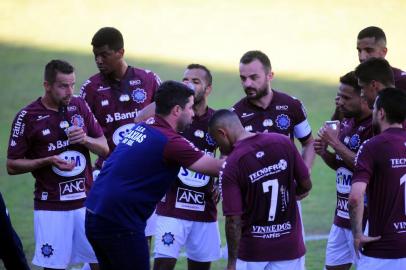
[117,48,125,58]
[43,81,51,92]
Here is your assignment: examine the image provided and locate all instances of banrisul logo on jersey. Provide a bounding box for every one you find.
[132,88,147,103]
[52,150,86,177]
[112,123,136,145]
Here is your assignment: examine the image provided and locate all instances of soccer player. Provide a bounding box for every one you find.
[153,64,221,270]
[209,109,312,270]
[0,192,30,270]
[314,71,372,270]
[349,88,406,270]
[79,26,161,242]
[232,50,315,170]
[6,59,109,270]
[85,81,224,270]
[354,57,395,110]
[331,26,406,121]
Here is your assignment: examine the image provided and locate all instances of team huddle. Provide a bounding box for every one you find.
[3,26,406,270]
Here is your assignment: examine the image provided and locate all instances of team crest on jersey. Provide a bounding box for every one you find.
[132,88,147,103]
[71,114,84,128]
[41,243,54,257]
[194,130,204,138]
[162,232,175,246]
[348,134,361,150]
[276,114,290,130]
[263,119,273,127]
[206,133,216,146]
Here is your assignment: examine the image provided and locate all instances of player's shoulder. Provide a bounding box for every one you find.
[273,89,303,106]
[79,73,103,95]
[231,97,249,113]
[130,66,161,84]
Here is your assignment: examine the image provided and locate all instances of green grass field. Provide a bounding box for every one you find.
[1,0,404,269]
[0,43,337,270]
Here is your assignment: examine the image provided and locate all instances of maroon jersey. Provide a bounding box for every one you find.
[353,128,406,259]
[156,108,218,222]
[392,67,406,91]
[220,133,310,261]
[7,97,104,211]
[80,66,160,168]
[334,116,372,229]
[232,90,311,141]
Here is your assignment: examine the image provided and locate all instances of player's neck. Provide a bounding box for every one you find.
[113,61,129,80]
[193,100,208,117]
[236,130,256,143]
[354,110,372,123]
[249,89,273,109]
[380,122,403,132]
[40,96,60,112]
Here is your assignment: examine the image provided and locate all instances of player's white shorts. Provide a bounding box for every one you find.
[154,215,221,262]
[32,207,97,269]
[236,256,305,270]
[325,224,356,267]
[357,254,406,270]
[145,211,158,237]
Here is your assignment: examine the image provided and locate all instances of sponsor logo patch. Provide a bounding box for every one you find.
[244,125,253,131]
[36,115,50,121]
[263,119,273,127]
[178,167,210,187]
[175,187,205,211]
[336,167,352,194]
[59,178,86,201]
[256,151,264,158]
[42,129,50,136]
[52,150,86,177]
[129,79,142,86]
[194,129,204,138]
[112,123,136,145]
[101,100,109,106]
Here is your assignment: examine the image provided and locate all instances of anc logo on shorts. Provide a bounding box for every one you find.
[132,88,147,103]
[41,243,54,257]
[162,232,175,246]
[276,114,290,130]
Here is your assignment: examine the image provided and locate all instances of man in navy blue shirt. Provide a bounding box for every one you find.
[85,81,224,270]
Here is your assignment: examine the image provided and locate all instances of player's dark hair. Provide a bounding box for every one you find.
[91,27,124,51]
[155,81,194,116]
[340,71,361,94]
[375,88,406,124]
[187,64,213,86]
[240,50,271,73]
[354,58,394,87]
[208,109,241,130]
[357,26,386,45]
[44,60,74,84]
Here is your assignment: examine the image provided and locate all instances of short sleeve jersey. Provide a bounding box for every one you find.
[85,116,204,230]
[353,128,406,259]
[334,116,372,229]
[231,90,311,141]
[392,67,406,91]
[7,97,104,210]
[156,108,218,222]
[220,133,310,261]
[79,66,161,168]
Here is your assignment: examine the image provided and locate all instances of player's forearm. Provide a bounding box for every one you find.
[301,137,316,170]
[331,142,356,170]
[134,102,156,123]
[348,192,364,238]
[225,215,242,269]
[319,150,338,170]
[7,157,52,175]
[83,135,109,157]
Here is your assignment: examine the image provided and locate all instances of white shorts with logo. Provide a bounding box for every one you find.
[357,254,406,270]
[154,215,221,262]
[32,207,97,269]
[236,256,305,270]
[325,224,356,266]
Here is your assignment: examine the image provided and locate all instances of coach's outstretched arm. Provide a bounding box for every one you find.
[188,155,224,177]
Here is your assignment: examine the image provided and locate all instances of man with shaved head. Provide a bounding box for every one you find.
[209,109,312,270]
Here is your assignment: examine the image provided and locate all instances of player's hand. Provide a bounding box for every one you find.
[67,125,87,145]
[49,155,75,171]
[313,138,327,156]
[318,124,339,147]
[353,234,381,258]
